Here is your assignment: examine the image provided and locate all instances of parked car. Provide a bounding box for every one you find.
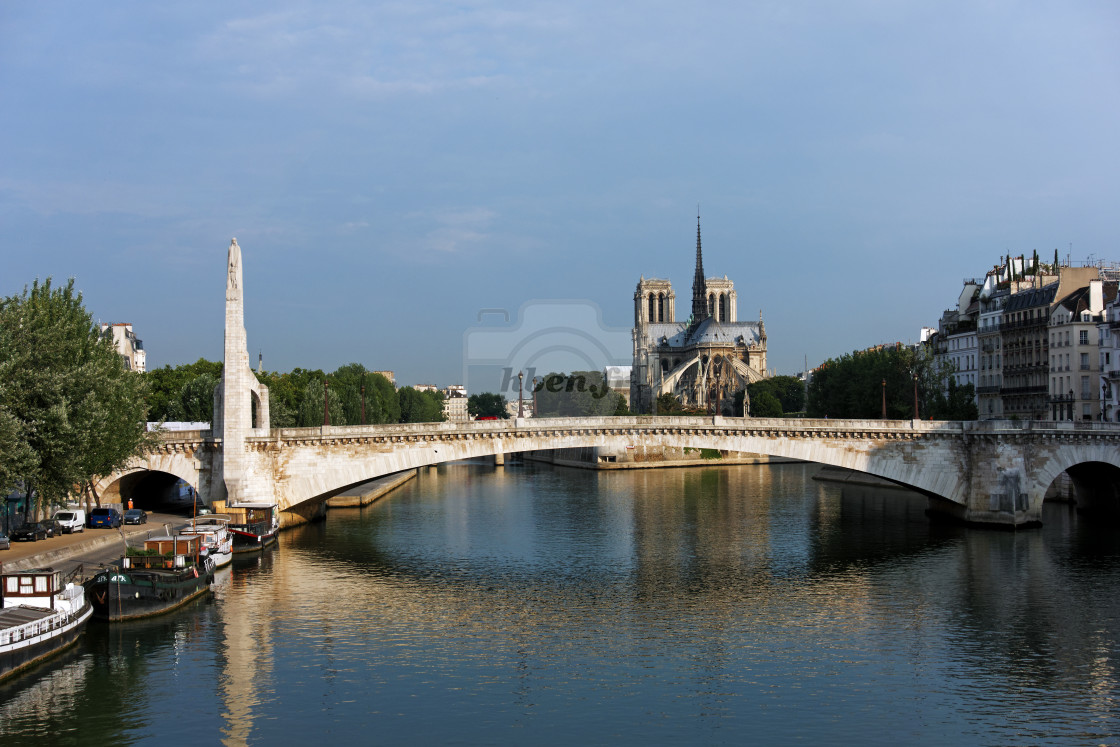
[123,509,148,525]
[39,519,62,537]
[11,523,49,542]
[88,507,123,529]
[0,533,10,550]
[53,509,86,533]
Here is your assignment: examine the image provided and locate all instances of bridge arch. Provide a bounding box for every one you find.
[252,420,972,522]
[1032,442,1120,515]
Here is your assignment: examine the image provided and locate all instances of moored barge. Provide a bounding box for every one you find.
[85,535,215,622]
[226,502,280,554]
[1,566,93,681]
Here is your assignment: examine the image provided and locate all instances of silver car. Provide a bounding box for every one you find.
[0,533,10,550]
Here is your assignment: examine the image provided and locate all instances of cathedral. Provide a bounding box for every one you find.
[630,218,768,414]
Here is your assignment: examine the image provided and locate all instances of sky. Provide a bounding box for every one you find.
[2,1,1118,390]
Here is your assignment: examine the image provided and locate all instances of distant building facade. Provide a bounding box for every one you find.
[99,322,146,373]
[442,385,470,422]
[630,218,767,414]
[932,259,1120,421]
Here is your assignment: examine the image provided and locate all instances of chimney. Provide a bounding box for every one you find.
[1090,279,1104,314]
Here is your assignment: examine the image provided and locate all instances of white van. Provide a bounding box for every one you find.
[53,509,86,533]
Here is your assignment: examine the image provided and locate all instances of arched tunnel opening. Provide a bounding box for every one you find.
[1051,462,1120,519]
[99,471,192,512]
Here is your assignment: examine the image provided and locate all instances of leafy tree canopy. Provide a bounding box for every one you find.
[467,392,510,419]
[807,344,976,420]
[534,371,625,417]
[1,278,153,519]
[398,387,445,423]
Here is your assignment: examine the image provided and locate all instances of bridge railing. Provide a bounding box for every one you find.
[159,417,1120,447]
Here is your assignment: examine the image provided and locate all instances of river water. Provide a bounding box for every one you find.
[2,460,1119,745]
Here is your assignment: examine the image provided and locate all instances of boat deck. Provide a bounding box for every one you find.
[0,606,55,629]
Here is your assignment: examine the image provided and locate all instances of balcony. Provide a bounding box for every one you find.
[976,385,1001,395]
[1001,385,1048,395]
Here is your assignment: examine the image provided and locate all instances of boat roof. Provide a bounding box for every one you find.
[0,605,54,628]
[228,502,276,509]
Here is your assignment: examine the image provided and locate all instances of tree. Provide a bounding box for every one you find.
[297,376,346,427]
[1,278,151,519]
[145,358,222,421]
[533,371,624,417]
[177,373,218,422]
[467,392,510,419]
[398,387,445,423]
[367,372,400,424]
[807,344,953,420]
[751,390,783,417]
[0,319,33,501]
[745,375,805,416]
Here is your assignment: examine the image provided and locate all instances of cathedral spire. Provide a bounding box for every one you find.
[691,212,708,324]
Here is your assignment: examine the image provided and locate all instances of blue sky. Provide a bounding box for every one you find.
[2,1,1118,388]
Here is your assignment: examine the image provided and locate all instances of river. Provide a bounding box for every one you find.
[1,460,1118,745]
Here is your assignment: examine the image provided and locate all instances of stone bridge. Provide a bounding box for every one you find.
[99,415,1120,529]
[96,240,1120,529]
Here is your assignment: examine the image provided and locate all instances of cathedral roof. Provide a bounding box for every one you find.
[644,317,763,349]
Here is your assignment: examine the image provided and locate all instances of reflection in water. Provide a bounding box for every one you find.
[1,460,1119,744]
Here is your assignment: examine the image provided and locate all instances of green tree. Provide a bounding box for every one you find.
[751,389,783,417]
[177,373,218,422]
[145,358,222,421]
[467,392,510,419]
[745,375,805,416]
[0,319,34,501]
[533,371,623,417]
[367,373,400,424]
[1,278,152,519]
[807,344,951,420]
[297,376,346,427]
[398,387,445,423]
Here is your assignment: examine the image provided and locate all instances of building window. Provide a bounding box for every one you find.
[1080,330,1089,345]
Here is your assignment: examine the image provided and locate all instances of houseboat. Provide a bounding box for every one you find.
[85,535,215,622]
[188,516,234,568]
[226,503,280,554]
[0,566,93,681]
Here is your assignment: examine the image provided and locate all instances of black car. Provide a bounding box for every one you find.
[11,523,49,542]
[40,519,62,537]
[123,509,148,525]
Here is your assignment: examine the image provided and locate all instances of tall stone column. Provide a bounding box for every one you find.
[214,238,270,505]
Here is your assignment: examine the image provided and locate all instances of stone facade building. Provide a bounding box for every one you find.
[630,218,767,414]
[99,322,146,373]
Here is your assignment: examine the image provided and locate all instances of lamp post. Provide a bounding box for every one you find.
[324,377,330,426]
[360,372,366,426]
[913,373,919,420]
[881,379,887,419]
[532,377,539,417]
[1069,389,1075,421]
[518,371,524,418]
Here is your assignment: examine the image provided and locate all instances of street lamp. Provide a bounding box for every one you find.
[360,372,366,426]
[881,379,886,419]
[913,373,919,420]
[324,377,330,426]
[518,371,524,418]
[532,377,539,417]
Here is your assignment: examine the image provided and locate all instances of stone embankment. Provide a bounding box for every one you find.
[327,469,418,508]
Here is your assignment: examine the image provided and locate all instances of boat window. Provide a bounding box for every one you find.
[35,576,48,593]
